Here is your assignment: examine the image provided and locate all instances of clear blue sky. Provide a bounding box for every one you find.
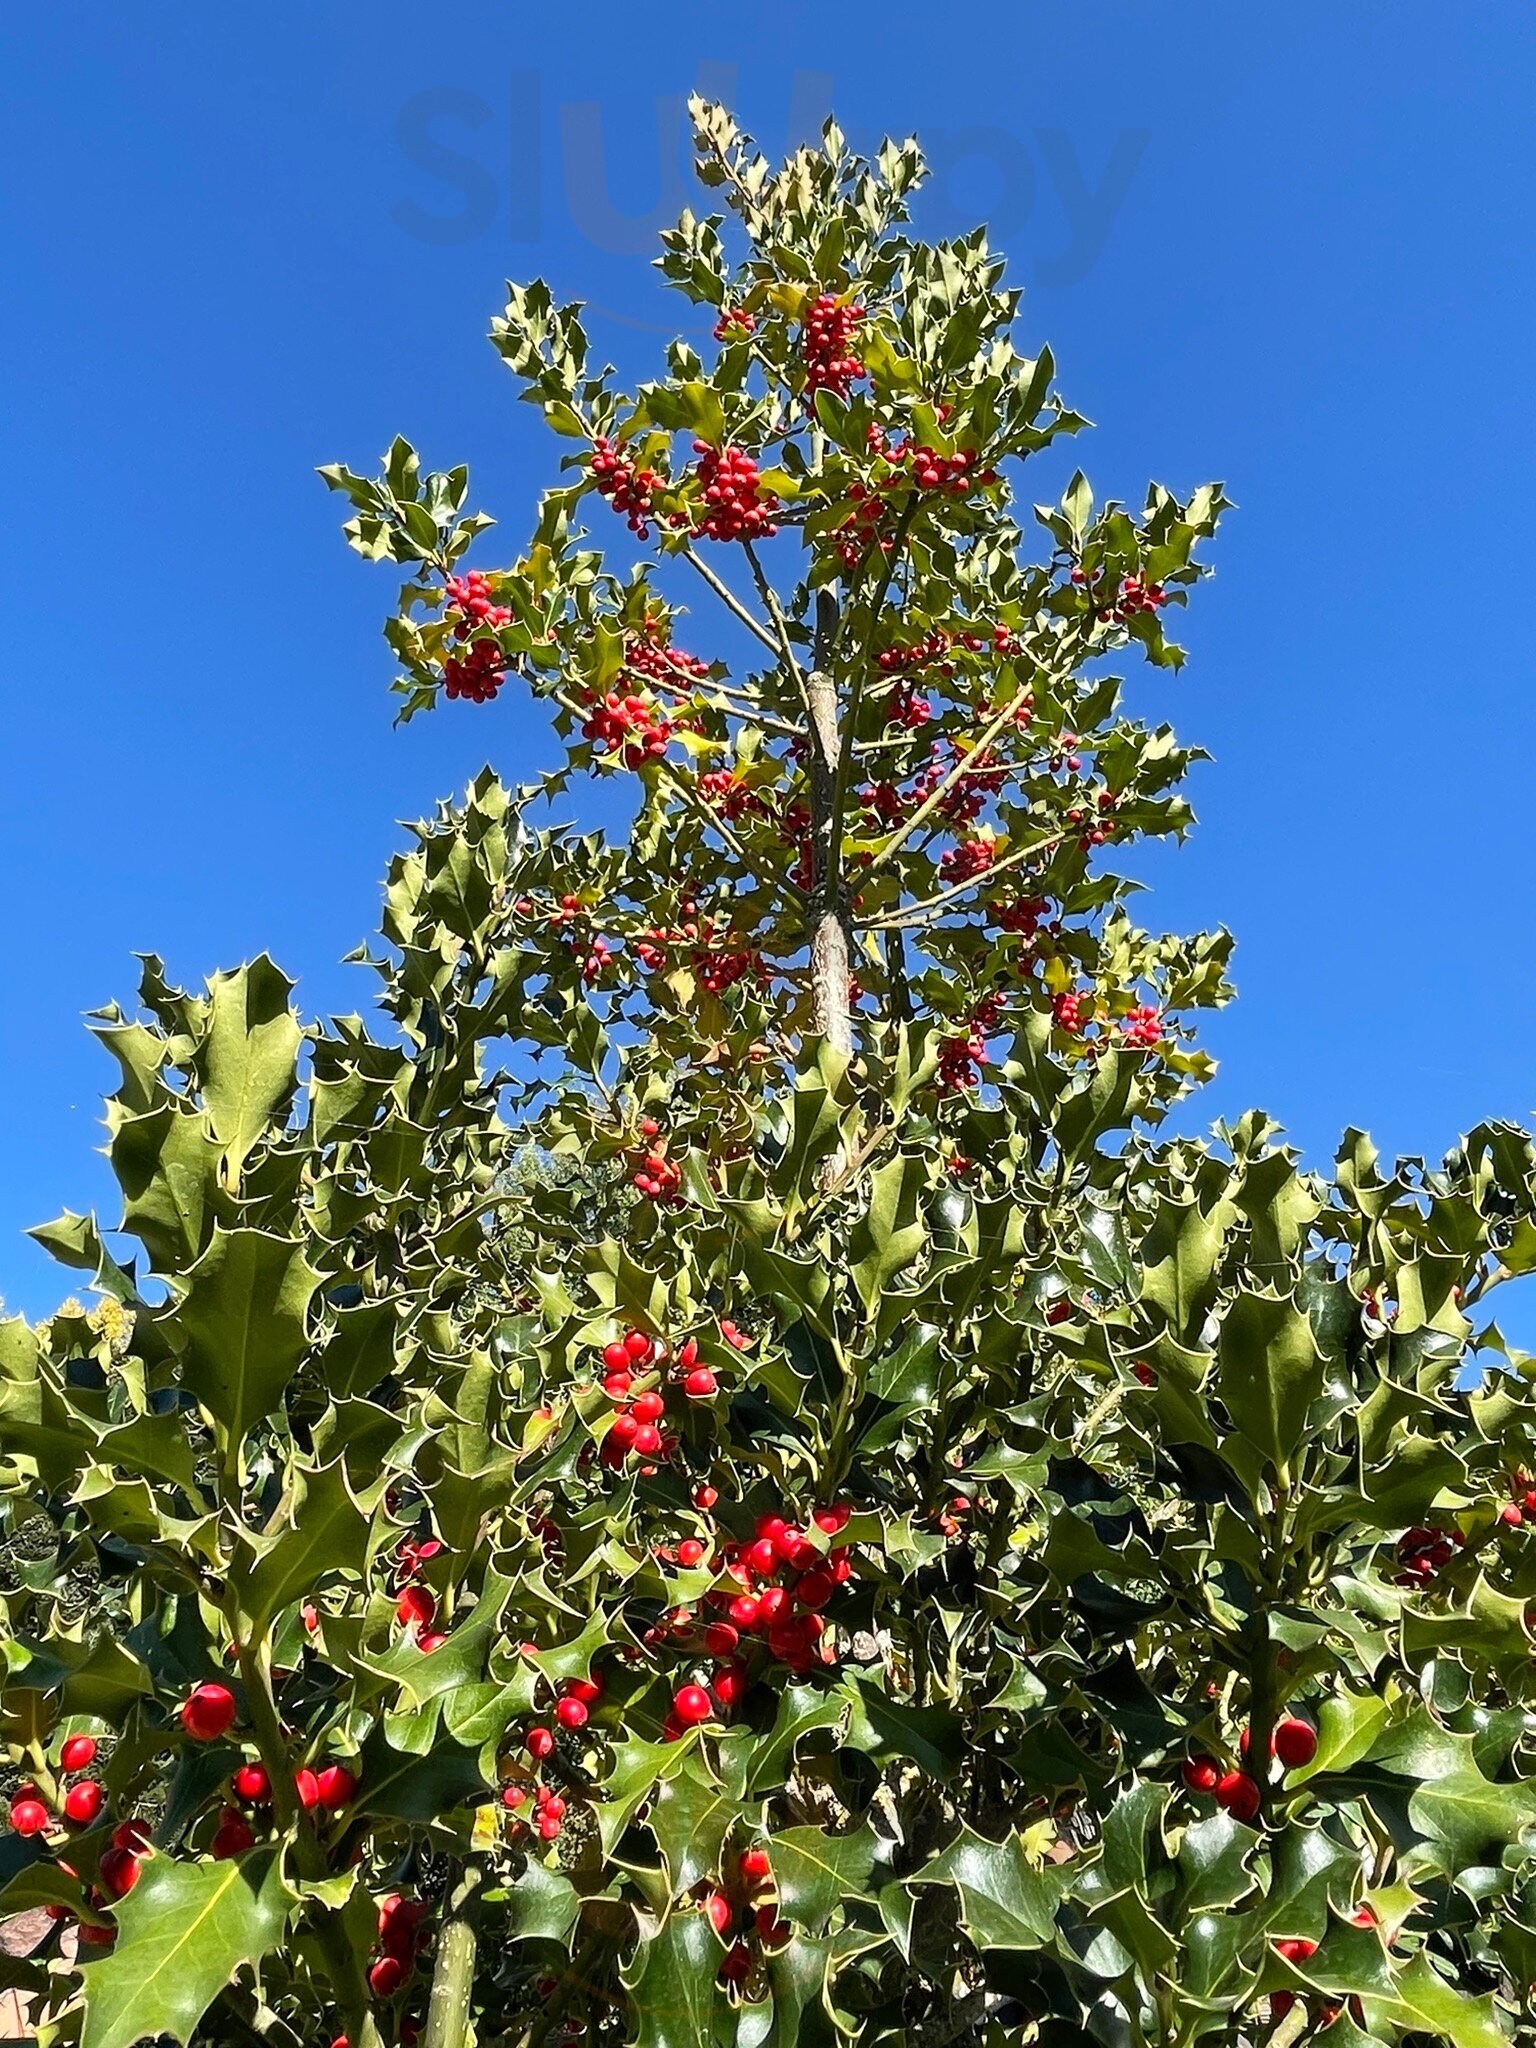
[3,6,1534,1324]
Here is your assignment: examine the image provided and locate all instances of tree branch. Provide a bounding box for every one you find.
[862,828,1064,930]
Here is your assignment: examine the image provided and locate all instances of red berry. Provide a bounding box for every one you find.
[719,1940,752,1982]
[677,1539,706,1568]
[673,1684,714,1727]
[602,1343,630,1372]
[565,1676,605,1705]
[556,1697,589,1730]
[632,1391,665,1425]
[1276,1937,1319,1963]
[632,1422,663,1456]
[1215,1771,1261,1823]
[295,1769,321,1811]
[527,1726,556,1760]
[694,1484,719,1511]
[728,1595,761,1631]
[502,1785,527,1810]
[232,1763,271,1805]
[794,1569,834,1611]
[1274,1717,1317,1770]
[706,1891,733,1937]
[369,1955,406,1998]
[418,1631,448,1654]
[99,1846,141,1898]
[396,1585,436,1629]
[684,1369,718,1399]
[181,1683,237,1742]
[704,1622,739,1657]
[739,1846,772,1884]
[711,1665,746,1709]
[1181,1755,1220,1794]
[113,1818,152,1853]
[757,1586,790,1627]
[60,1735,98,1773]
[316,1765,357,1810]
[624,1330,653,1361]
[755,1905,790,1944]
[212,1813,255,1859]
[9,1797,49,1836]
[64,1780,104,1826]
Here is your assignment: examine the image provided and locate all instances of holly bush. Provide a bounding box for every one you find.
[5,97,1536,2048]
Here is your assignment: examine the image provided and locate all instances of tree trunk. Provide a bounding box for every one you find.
[807,592,851,1054]
[423,1859,483,2048]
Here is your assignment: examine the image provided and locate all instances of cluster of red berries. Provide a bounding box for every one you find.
[598,1329,681,1471]
[1392,1522,1467,1586]
[1121,1004,1163,1049]
[706,1844,785,1988]
[502,1773,575,1843]
[998,896,1046,936]
[936,1493,977,1539]
[938,836,996,887]
[835,483,896,570]
[697,768,763,823]
[1052,990,1086,1034]
[442,639,506,705]
[1069,566,1169,622]
[507,1670,603,1841]
[392,1534,450,1654]
[712,305,756,342]
[588,439,665,538]
[634,903,761,994]
[678,1504,853,1687]
[630,1118,684,1203]
[7,1733,106,1841]
[444,571,511,635]
[580,687,676,767]
[801,294,866,401]
[1065,787,1118,851]
[876,630,954,675]
[368,1892,431,2001]
[623,625,712,695]
[1182,1713,1317,1823]
[935,992,1006,1096]
[691,442,780,543]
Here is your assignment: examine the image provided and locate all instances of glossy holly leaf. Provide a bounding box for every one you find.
[770,1824,879,1932]
[619,1907,726,2048]
[172,1226,319,1445]
[355,1721,489,1820]
[649,1758,747,1890]
[80,1847,293,2048]
[1216,1286,1322,1471]
[911,1827,1069,1949]
[501,1858,581,1945]
[839,1676,964,1779]
[1288,1689,1394,1782]
[235,1453,380,1638]
[747,1683,848,1796]
[200,956,302,1183]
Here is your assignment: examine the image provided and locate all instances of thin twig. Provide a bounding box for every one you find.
[680,545,781,656]
[742,540,813,719]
